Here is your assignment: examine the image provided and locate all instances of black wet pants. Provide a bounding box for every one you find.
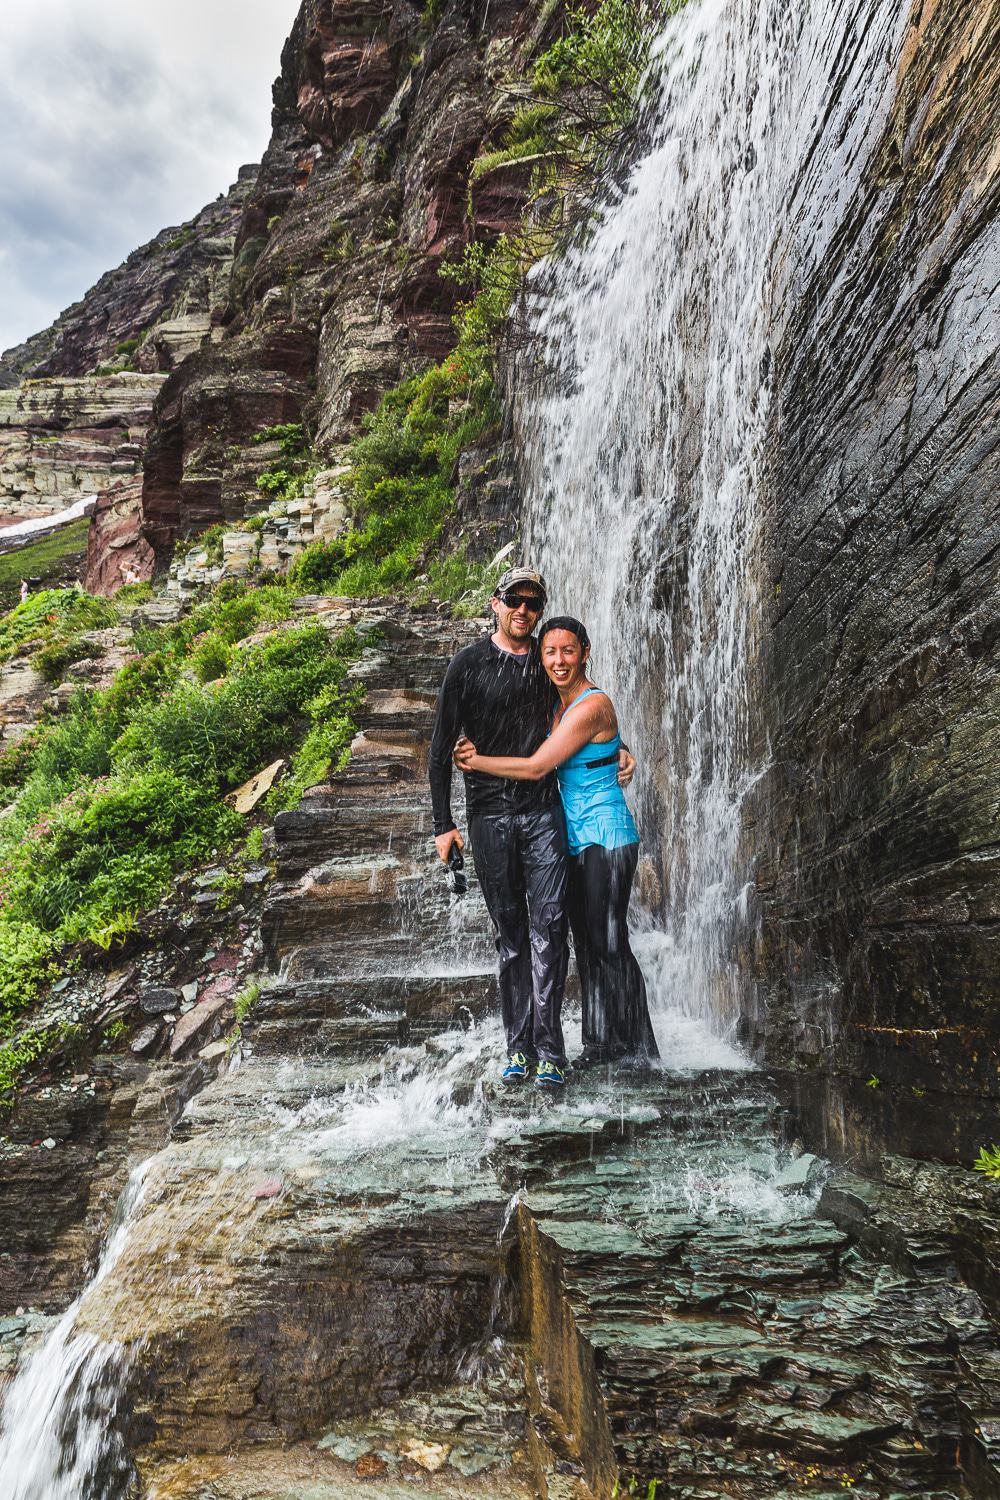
[470,809,569,1065]
[567,842,658,1063]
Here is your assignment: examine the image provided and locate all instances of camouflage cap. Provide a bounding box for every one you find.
[494,565,548,600]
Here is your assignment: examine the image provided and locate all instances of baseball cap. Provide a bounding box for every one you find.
[494,565,548,601]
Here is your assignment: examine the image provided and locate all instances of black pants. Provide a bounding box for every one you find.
[567,843,658,1063]
[470,809,569,1065]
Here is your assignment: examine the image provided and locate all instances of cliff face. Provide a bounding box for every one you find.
[139,0,545,563]
[744,0,1000,1162]
[0,374,165,524]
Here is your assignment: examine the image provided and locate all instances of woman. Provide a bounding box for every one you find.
[454,616,658,1070]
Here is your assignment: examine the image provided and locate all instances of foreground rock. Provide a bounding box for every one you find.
[0,617,988,1499]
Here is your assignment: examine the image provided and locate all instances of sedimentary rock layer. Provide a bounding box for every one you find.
[0,170,258,388]
[0,374,165,522]
[742,0,1000,1161]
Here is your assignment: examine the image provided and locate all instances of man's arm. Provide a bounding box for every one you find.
[428,653,466,860]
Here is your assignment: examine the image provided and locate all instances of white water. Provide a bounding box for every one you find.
[521,0,904,1030]
[0,1167,148,1500]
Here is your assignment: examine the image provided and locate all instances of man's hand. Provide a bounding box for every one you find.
[617,745,636,787]
[453,738,478,772]
[435,828,465,864]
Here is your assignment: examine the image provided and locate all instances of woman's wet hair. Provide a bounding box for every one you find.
[539,616,591,652]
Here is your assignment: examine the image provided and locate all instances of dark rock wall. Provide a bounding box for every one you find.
[139,0,553,565]
[745,0,1000,1164]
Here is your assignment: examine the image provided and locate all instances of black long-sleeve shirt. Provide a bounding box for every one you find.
[428,635,559,834]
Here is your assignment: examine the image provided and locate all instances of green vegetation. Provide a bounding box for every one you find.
[469,0,659,197]
[0,519,92,612]
[0,582,363,1033]
[974,1144,1000,1181]
[251,422,320,508]
[0,587,116,666]
[0,1025,63,1105]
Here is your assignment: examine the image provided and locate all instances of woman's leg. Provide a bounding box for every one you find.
[605,845,658,1061]
[578,844,658,1061]
[567,851,601,1054]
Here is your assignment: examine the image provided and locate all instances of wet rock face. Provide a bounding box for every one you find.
[743,0,1000,1161]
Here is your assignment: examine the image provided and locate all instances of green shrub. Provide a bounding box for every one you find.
[234,980,262,1024]
[251,422,307,458]
[974,1145,1000,1181]
[288,540,350,592]
[190,634,232,684]
[0,1027,60,1103]
[0,927,57,1032]
[1,769,240,949]
[32,636,99,684]
[0,589,116,665]
[533,0,656,139]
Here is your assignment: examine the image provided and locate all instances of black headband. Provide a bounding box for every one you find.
[539,615,590,651]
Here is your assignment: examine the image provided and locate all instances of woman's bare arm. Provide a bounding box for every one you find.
[454,695,616,781]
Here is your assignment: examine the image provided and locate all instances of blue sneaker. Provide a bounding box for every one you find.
[535,1060,566,1088]
[502,1052,531,1081]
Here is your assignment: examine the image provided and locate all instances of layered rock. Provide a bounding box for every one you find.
[138,0,551,564]
[0,373,165,523]
[742,0,1000,1163]
[0,169,259,388]
[2,617,996,1500]
[84,476,155,594]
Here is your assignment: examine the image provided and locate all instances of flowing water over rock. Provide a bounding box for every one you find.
[1,620,996,1497]
[519,0,907,1027]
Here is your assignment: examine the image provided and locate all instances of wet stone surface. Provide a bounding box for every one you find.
[3,620,997,1500]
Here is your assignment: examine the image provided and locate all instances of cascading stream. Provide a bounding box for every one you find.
[0,1167,149,1500]
[520,0,905,1030]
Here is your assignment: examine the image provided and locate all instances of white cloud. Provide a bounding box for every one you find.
[0,0,301,355]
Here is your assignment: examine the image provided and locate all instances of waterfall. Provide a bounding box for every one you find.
[0,1167,148,1500]
[519,0,904,1032]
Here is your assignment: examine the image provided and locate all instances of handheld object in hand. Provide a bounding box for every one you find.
[447,844,468,895]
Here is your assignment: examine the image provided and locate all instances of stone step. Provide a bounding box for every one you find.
[245,973,497,1056]
[272,800,431,878]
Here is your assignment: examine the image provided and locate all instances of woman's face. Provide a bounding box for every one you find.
[541,629,589,688]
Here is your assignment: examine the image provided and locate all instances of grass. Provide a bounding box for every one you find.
[0,582,364,1035]
[0,518,92,612]
[0,587,117,666]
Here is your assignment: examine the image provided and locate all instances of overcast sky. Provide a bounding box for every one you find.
[0,0,300,356]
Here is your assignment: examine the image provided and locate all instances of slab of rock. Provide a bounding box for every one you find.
[168,994,231,1058]
[140,988,177,1016]
[774,1152,826,1194]
[229,759,285,814]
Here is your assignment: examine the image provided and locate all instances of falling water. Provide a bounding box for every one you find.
[520,0,904,1029]
[0,1166,149,1500]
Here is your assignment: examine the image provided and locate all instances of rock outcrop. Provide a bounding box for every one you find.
[138,0,547,564]
[3,616,996,1500]
[743,0,1000,1164]
[0,374,165,523]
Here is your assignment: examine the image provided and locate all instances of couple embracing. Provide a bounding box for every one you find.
[429,565,658,1088]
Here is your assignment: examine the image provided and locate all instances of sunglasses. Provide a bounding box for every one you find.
[499,590,545,611]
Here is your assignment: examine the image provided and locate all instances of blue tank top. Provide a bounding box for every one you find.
[553,689,640,856]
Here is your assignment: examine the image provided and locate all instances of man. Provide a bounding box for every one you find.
[428,565,634,1088]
